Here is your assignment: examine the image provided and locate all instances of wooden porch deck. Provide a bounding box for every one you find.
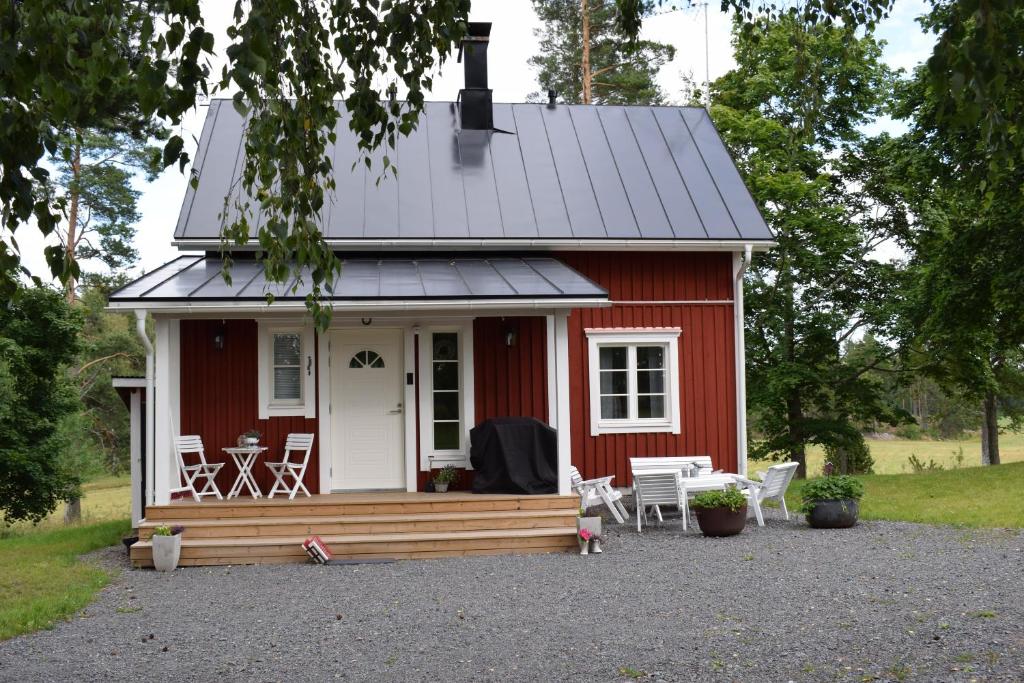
[131,492,580,567]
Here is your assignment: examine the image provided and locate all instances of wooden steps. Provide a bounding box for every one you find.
[131,493,580,567]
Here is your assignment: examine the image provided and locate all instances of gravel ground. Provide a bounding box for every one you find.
[1,514,1022,683]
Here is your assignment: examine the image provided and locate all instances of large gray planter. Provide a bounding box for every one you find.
[152,534,182,571]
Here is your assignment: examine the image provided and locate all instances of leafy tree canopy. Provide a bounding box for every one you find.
[0,287,82,524]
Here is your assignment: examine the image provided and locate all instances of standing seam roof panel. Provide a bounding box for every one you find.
[489,104,540,237]
[541,105,607,238]
[569,106,640,238]
[508,105,572,237]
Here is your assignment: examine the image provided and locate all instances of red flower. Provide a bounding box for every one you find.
[578,528,593,541]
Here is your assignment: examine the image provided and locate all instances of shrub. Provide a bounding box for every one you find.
[690,487,747,512]
[907,454,943,472]
[432,464,459,485]
[894,423,924,440]
[798,475,864,513]
[823,437,875,475]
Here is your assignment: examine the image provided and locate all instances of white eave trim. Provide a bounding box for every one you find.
[107,297,611,314]
[170,238,777,252]
[111,378,148,389]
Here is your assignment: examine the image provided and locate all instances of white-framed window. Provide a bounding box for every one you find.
[585,328,681,436]
[258,322,316,419]
[418,323,475,467]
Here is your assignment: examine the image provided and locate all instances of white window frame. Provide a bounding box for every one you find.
[585,328,682,436]
[258,321,316,419]
[418,323,475,469]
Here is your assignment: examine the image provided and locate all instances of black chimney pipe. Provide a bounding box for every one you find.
[458,22,493,130]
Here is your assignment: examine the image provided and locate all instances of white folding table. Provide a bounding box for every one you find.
[222,446,268,499]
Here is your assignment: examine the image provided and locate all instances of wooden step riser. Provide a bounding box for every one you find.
[138,515,576,540]
[132,533,576,560]
[145,498,578,521]
[133,544,575,567]
[131,536,577,566]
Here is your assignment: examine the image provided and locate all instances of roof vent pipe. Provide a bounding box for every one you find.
[458,22,493,130]
[547,89,557,108]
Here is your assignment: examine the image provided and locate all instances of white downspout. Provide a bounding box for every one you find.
[734,245,752,476]
[135,310,155,508]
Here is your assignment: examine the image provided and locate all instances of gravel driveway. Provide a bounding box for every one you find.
[1,515,1021,682]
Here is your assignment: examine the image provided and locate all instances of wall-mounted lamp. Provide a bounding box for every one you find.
[361,317,373,326]
[504,327,518,347]
[212,323,226,350]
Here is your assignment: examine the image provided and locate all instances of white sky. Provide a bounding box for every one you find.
[13,0,934,281]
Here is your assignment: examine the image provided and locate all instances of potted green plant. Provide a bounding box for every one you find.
[432,464,459,493]
[799,474,864,528]
[242,429,261,447]
[576,506,602,554]
[690,487,748,537]
[151,525,185,571]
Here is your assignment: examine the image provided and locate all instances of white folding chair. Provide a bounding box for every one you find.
[265,433,315,499]
[173,435,224,502]
[632,469,686,532]
[734,462,799,526]
[569,465,629,523]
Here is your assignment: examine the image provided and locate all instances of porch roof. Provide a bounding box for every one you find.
[108,255,609,310]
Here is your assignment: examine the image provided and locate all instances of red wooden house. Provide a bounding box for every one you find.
[113,24,772,565]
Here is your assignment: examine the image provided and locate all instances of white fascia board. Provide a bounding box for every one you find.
[111,378,148,388]
[170,238,777,252]
[107,297,611,314]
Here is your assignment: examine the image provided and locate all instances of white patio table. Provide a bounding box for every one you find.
[222,446,268,499]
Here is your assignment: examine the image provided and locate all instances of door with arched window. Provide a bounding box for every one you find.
[329,328,404,490]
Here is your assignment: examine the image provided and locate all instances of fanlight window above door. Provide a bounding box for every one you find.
[349,350,385,369]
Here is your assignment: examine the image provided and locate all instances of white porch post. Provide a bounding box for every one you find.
[153,318,180,505]
[128,389,142,526]
[547,311,572,495]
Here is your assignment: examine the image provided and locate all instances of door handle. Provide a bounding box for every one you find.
[388,403,403,414]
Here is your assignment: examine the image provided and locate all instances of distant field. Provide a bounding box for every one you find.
[790,430,1024,476]
[1,475,131,537]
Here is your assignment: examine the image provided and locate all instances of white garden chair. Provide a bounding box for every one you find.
[173,435,224,502]
[734,461,799,526]
[632,469,686,532]
[569,465,629,523]
[265,433,315,499]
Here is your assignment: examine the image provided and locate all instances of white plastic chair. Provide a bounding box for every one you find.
[734,462,799,526]
[569,465,629,523]
[632,469,686,532]
[265,433,315,499]
[173,435,224,502]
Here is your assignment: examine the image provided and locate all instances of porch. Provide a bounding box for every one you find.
[130,491,580,567]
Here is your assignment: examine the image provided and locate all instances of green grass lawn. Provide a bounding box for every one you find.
[784,461,1024,528]
[0,476,132,641]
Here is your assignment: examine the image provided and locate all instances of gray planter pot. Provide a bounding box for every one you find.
[152,534,182,572]
[807,499,860,528]
[434,482,449,493]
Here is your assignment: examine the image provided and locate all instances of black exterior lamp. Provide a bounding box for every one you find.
[212,322,226,350]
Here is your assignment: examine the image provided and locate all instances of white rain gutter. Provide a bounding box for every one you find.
[734,244,752,476]
[171,237,777,252]
[108,297,611,314]
[134,310,155,508]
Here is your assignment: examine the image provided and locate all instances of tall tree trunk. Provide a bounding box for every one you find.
[581,0,592,104]
[787,393,807,478]
[65,138,81,305]
[63,137,82,525]
[980,390,1000,465]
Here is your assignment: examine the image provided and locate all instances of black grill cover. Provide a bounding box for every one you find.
[469,417,558,494]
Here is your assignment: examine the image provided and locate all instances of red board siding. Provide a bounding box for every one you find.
[555,252,738,482]
[179,319,320,495]
[473,316,549,423]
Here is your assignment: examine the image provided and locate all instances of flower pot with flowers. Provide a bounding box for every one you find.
[241,429,261,447]
[151,525,186,571]
[690,486,748,537]
[432,464,459,493]
[576,507,602,554]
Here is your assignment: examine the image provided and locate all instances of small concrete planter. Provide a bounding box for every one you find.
[576,516,601,554]
[434,482,449,493]
[152,534,182,572]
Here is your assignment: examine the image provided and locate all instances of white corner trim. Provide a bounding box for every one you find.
[257,321,316,419]
[553,311,572,495]
[585,328,682,437]
[317,330,332,494]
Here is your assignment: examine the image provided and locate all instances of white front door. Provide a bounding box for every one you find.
[330,328,405,490]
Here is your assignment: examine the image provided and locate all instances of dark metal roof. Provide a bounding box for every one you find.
[174,100,772,243]
[108,255,608,303]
